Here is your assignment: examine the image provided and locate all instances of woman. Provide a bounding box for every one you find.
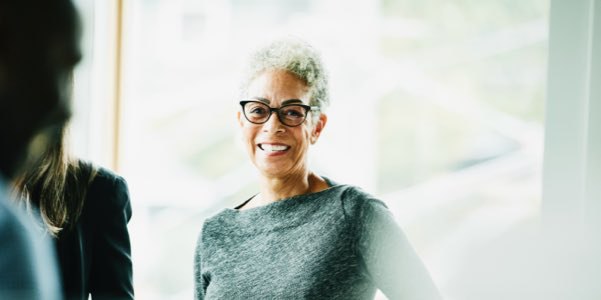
[194,38,441,299]
[12,125,134,300]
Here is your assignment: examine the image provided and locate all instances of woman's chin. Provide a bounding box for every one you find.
[255,163,294,178]
[258,168,287,178]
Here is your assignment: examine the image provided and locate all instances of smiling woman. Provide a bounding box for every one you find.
[193,38,442,300]
[237,70,326,185]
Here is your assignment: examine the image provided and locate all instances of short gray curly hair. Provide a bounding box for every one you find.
[240,38,330,112]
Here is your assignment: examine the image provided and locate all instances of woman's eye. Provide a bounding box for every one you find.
[283,107,304,118]
[249,107,267,115]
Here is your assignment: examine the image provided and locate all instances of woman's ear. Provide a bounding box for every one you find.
[310,113,327,144]
[237,111,243,127]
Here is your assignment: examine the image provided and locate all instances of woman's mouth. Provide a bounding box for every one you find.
[258,143,290,152]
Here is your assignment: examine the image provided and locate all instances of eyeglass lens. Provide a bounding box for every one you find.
[243,101,308,126]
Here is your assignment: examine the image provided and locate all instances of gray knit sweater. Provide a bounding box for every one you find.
[194,179,441,300]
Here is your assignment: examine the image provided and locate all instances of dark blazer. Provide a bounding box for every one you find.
[54,167,134,300]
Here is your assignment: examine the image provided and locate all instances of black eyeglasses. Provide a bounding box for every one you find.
[240,100,319,127]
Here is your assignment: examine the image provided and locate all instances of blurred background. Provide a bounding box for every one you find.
[68,0,599,299]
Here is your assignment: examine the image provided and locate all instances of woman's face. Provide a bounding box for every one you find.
[238,70,327,178]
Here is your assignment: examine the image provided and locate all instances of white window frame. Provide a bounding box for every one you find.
[542,0,601,232]
[71,0,123,171]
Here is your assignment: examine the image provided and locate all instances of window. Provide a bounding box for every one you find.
[74,0,550,299]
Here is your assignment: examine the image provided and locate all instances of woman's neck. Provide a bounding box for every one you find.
[260,172,311,202]
[241,171,328,210]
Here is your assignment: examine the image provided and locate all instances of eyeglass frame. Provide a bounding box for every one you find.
[239,100,320,127]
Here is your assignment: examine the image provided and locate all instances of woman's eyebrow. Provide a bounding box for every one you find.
[250,97,270,104]
[249,98,303,105]
[281,99,303,105]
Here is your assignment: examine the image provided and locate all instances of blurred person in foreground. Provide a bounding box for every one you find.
[12,124,134,300]
[194,38,442,299]
[0,0,81,298]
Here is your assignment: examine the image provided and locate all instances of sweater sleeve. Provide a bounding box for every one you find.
[194,226,208,300]
[356,198,442,300]
[89,174,134,300]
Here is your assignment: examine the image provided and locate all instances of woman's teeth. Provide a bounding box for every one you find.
[259,144,290,151]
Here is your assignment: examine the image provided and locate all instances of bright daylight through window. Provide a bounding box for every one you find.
[72,0,549,299]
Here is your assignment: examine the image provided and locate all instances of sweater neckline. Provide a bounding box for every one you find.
[224,176,339,215]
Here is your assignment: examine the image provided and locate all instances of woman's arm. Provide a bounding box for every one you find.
[194,238,204,300]
[89,174,134,300]
[357,199,442,300]
[194,225,210,300]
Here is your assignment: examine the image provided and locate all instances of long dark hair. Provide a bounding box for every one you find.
[12,126,97,236]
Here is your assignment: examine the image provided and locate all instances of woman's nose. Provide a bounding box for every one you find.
[262,111,285,133]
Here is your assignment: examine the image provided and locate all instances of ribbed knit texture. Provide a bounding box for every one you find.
[194,179,441,300]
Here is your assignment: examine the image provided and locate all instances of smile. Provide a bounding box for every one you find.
[258,143,291,152]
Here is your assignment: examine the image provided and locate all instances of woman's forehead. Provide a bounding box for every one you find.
[246,70,310,103]
[247,97,304,105]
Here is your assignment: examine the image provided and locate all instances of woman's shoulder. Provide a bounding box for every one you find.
[91,164,124,183]
[83,164,131,210]
[326,180,390,220]
[86,165,127,191]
